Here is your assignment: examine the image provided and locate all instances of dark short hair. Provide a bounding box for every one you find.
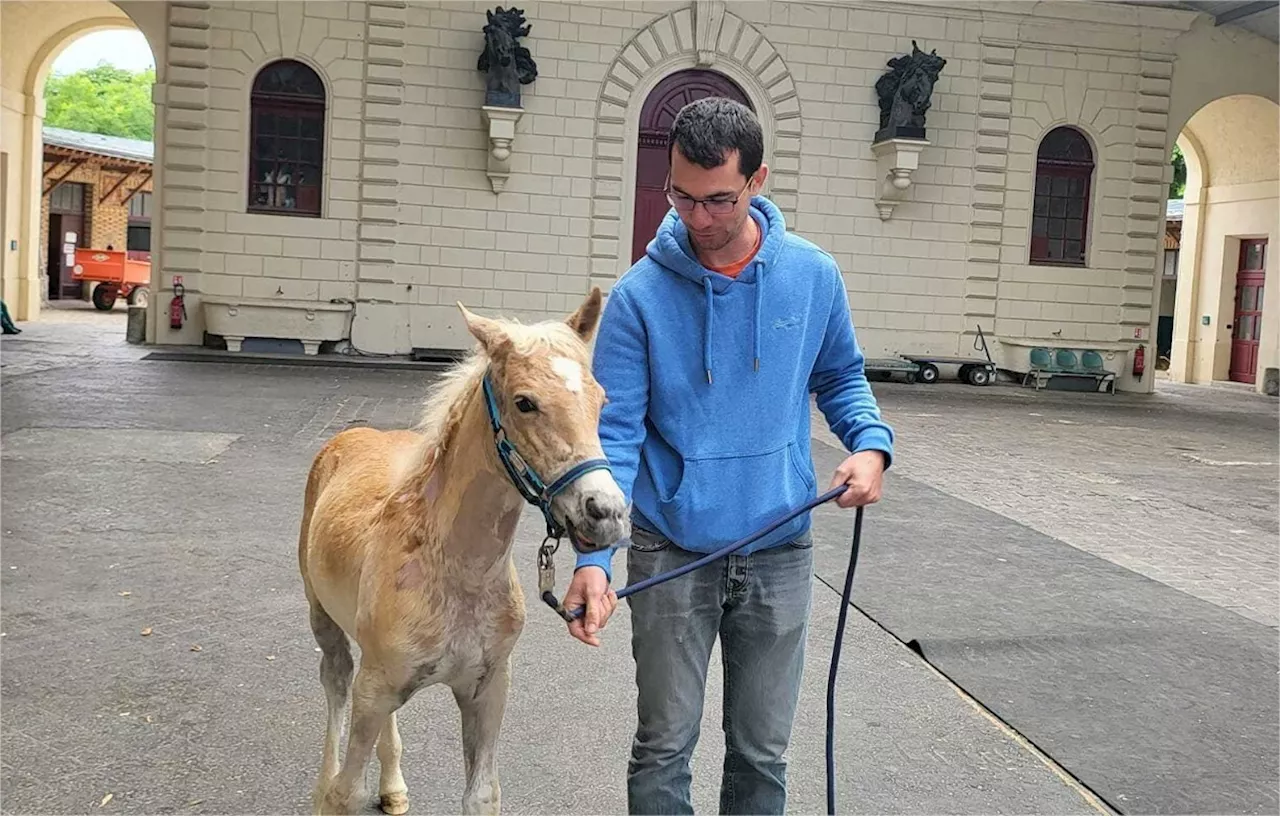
[668,96,763,180]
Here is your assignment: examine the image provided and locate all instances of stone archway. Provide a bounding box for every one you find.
[1167,93,1280,392]
[587,3,802,287]
[631,68,752,263]
[2,0,171,326]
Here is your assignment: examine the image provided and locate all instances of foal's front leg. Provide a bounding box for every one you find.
[453,658,513,815]
[377,713,410,815]
[318,668,399,816]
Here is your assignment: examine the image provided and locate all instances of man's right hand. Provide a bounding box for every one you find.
[563,565,617,647]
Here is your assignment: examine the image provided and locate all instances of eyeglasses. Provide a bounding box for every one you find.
[665,179,752,216]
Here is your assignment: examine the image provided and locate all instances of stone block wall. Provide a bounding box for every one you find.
[157,0,1213,383]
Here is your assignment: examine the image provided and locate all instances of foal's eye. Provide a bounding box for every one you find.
[515,396,538,414]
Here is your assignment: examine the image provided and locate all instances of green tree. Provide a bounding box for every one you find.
[44,63,155,141]
[1169,144,1187,200]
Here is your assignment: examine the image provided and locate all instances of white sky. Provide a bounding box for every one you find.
[51,29,155,75]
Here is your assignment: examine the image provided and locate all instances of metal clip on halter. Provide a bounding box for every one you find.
[538,537,575,623]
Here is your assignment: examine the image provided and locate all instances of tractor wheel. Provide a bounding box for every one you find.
[968,366,993,386]
[918,363,940,384]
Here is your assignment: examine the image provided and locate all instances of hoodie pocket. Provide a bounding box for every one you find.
[660,441,817,548]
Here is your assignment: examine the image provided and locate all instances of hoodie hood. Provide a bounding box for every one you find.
[644,195,788,383]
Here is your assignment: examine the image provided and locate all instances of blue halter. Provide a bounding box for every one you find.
[480,370,613,542]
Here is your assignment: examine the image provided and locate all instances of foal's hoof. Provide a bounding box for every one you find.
[380,792,410,815]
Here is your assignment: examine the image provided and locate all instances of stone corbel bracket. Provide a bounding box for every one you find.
[693,0,726,67]
[481,105,524,193]
[869,137,930,220]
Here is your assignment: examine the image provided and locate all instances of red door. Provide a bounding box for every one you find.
[1229,239,1267,384]
[632,70,752,263]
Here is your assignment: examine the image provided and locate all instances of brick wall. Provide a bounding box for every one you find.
[177,0,1206,372]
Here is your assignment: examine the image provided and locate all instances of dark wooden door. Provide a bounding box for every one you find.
[46,182,87,300]
[631,70,752,263]
[1230,239,1267,384]
[48,214,86,299]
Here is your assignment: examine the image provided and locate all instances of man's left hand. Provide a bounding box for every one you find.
[828,450,886,508]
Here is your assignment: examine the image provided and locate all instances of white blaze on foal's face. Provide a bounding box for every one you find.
[551,356,584,394]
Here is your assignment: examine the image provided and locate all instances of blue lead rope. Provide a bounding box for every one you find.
[544,485,866,816]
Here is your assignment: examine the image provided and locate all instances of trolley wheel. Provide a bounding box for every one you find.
[92,284,118,311]
[958,364,973,383]
[127,286,149,309]
[968,366,993,386]
[917,363,940,384]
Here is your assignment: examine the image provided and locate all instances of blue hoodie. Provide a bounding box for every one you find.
[576,195,895,582]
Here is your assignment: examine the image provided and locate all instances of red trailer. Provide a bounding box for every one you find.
[72,248,150,310]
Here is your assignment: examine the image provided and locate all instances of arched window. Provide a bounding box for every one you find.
[248,60,325,217]
[1031,126,1094,266]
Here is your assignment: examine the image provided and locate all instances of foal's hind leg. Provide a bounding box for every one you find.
[453,658,513,815]
[310,603,354,798]
[376,713,409,815]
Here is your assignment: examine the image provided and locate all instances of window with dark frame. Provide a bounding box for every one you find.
[127,191,152,258]
[48,182,85,214]
[1031,126,1094,266]
[248,60,325,217]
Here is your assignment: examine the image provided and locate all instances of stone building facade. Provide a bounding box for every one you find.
[2,1,1277,392]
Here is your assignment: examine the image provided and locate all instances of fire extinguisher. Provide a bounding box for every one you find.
[169,283,187,330]
[1133,344,1145,380]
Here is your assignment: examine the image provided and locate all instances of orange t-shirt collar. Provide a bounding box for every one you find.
[704,223,763,279]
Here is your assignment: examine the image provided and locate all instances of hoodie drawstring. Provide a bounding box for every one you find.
[753,275,762,372]
[702,265,764,385]
[703,277,714,384]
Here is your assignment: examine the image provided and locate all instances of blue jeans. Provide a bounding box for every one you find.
[624,523,814,815]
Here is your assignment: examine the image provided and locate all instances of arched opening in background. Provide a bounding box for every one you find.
[631,69,752,264]
[1,0,159,320]
[1166,94,1280,392]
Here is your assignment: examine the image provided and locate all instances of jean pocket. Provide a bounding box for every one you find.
[629,525,671,553]
[786,530,814,550]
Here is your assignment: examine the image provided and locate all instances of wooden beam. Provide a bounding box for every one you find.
[120,171,152,207]
[98,169,137,205]
[42,157,69,181]
[43,159,86,196]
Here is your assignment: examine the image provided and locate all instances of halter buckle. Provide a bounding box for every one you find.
[537,537,559,595]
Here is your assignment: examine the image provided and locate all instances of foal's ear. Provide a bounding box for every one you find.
[565,287,604,343]
[458,302,511,356]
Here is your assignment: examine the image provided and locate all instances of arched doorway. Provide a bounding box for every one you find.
[1,0,162,323]
[631,69,752,263]
[1167,93,1279,393]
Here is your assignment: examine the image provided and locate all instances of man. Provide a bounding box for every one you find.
[563,96,895,814]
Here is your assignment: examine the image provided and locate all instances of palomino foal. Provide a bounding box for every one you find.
[298,288,628,815]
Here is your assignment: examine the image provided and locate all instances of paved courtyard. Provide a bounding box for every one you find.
[1,308,1276,814]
